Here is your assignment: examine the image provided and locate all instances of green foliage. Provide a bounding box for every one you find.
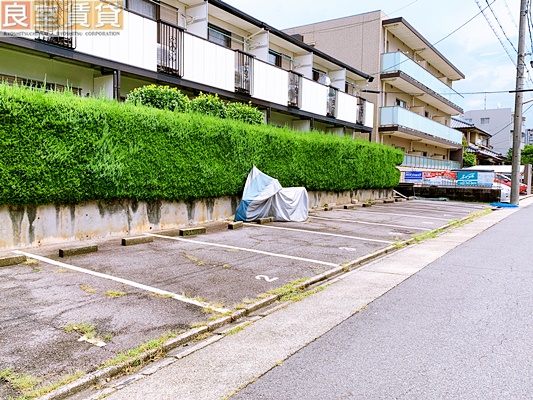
[225,101,264,125]
[0,84,403,206]
[521,144,533,165]
[188,93,226,119]
[463,151,476,167]
[125,84,189,112]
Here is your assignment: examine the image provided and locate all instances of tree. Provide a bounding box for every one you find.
[521,145,533,165]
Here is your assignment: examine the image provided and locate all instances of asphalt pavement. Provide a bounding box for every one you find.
[79,196,533,400]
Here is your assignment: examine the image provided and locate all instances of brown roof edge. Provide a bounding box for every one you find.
[382,17,465,80]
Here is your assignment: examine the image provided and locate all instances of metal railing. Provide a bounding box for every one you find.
[288,71,301,108]
[402,154,461,170]
[235,50,254,95]
[35,0,76,49]
[357,97,366,125]
[157,21,184,76]
[326,87,338,118]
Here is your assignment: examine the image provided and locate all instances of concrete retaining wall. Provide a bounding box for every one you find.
[414,186,501,203]
[0,189,392,251]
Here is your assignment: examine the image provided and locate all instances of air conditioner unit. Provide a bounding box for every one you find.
[235,65,251,93]
[157,44,178,72]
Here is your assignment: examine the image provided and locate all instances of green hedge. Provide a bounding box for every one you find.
[0,85,403,206]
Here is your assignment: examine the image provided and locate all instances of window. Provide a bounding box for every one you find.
[396,99,407,108]
[313,68,330,85]
[208,25,231,48]
[481,117,490,124]
[268,50,282,67]
[128,0,158,19]
[464,118,473,123]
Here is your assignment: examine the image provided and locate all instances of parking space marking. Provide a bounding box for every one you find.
[309,216,431,231]
[244,223,394,244]
[344,210,451,221]
[145,233,339,267]
[12,250,230,314]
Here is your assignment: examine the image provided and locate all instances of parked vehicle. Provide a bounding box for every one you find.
[494,173,527,194]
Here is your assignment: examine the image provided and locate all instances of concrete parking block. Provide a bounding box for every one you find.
[121,236,154,246]
[228,221,244,230]
[179,227,207,236]
[344,204,356,209]
[0,255,26,267]
[256,217,273,224]
[58,245,98,257]
[383,199,395,204]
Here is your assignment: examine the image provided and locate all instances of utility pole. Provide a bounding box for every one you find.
[511,0,528,204]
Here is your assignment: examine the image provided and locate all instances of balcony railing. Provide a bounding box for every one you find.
[235,51,254,95]
[35,0,76,49]
[326,87,338,117]
[157,21,184,76]
[380,106,463,145]
[402,154,460,170]
[357,97,366,125]
[382,52,463,110]
[288,71,301,108]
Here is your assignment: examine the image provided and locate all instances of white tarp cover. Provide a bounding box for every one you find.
[235,166,308,222]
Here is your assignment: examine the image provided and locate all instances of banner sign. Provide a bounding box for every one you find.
[404,171,423,183]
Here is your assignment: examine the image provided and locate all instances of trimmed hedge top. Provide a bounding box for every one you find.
[0,84,403,206]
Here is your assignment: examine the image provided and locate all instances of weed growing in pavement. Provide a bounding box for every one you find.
[190,321,208,328]
[279,285,325,302]
[99,331,178,369]
[105,290,126,298]
[181,252,206,266]
[225,322,251,335]
[192,332,213,342]
[149,293,173,299]
[64,322,98,339]
[80,285,97,294]
[0,369,85,399]
[234,298,256,310]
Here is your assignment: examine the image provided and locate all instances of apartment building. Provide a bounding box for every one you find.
[451,118,505,165]
[0,0,375,135]
[461,108,525,156]
[285,11,466,171]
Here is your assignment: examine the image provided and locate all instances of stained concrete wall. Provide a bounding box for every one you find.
[0,189,392,251]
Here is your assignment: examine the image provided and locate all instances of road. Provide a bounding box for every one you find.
[80,198,532,400]
[234,202,533,399]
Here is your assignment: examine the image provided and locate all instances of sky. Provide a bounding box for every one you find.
[224,0,533,126]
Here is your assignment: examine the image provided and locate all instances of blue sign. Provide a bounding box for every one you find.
[404,171,423,183]
[456,171,478,186]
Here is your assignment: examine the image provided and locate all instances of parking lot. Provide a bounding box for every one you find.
[0,199,489,398]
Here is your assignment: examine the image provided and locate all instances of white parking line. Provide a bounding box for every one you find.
[12,250,229,314]
[244,223,395,244]
[144,233,340,267]
[346,210,451,221]
[309,216,430,231]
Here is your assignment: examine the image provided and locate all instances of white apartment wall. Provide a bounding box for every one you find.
[301,79,328,115]
[253,60,289,105]
[76,12,157,72]
[185,2,208,38]
[182,33,235,92]
[0,48,95,95]
[293,53,313,79]
[248,31,269,62]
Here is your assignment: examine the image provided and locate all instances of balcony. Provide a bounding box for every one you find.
[380,106,462,147]
[61,8,374,130]
[157,21,184,76]
[381,52,463,114]
[402,154,460,170]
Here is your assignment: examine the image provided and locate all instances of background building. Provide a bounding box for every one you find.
[285,11,466,171]
[461,108,526,156]
[451,118,506,165]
